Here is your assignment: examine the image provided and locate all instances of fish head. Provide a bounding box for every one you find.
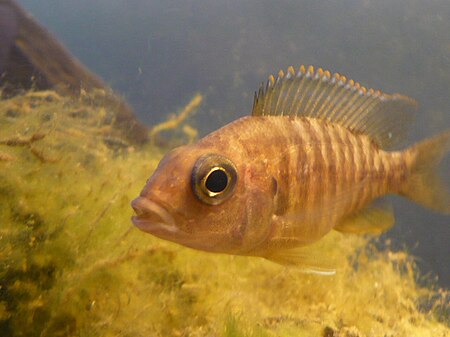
[131,143,275,255]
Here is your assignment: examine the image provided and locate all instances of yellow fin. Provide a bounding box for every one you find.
[401,130,450,213]
[265,251,336,275]
[264,236,340,275]
[334,199,394,235]
[252,65,418,149]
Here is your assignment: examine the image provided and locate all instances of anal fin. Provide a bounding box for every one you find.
[334,199,394,235]
[265,249,336,275]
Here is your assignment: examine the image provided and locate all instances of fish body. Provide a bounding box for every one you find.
[132,65,450,269]
[207,116,405,244]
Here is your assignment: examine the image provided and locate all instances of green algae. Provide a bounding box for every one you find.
[0,91,449,337]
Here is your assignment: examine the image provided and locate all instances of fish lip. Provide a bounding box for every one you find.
[131,196,176,232]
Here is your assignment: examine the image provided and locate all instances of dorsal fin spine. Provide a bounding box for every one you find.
[334,83,366,123]
[272,72,284,115]
[291,69,308,116]
[264,75,276,115]
[294,73,314,116]
[345,79,355,91]
[339,84,375,125]
[324,77,354,122]
[366,96,404,135]
[303,71,324,116]
[314,74,340,118]
[359,101,387,135]
[324,74,348,120]
[349,97,381,131]
[277,70,293,116]
[314,73,333,117]
[268,75,275,87]
[287,65,295,77]
[292,67,310,116]
[277,70,284,80]
[342,92,375,128]
[310,76,330,118]
[309,68,328,117]
[298,66,317,116]
[345,91,382,129]
[258,84,264,109]
[279,73,297,115]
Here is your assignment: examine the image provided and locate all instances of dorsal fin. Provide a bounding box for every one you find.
[251,65,418,149]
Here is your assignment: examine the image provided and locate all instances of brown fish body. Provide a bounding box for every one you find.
[132,65,450,269]
[194,115,407,250]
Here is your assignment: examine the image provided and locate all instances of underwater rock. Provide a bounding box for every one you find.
[0,3,17,75]
[0,0,148,145]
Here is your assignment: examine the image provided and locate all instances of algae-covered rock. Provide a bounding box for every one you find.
[0,92,448,337]
[0,0,149,145]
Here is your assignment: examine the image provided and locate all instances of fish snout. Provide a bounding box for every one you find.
[131,196,175,230]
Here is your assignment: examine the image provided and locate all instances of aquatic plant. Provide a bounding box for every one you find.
[0,91,448,337]
[150,93,202,145]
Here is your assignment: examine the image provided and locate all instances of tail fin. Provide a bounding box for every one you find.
[401,130,450,214]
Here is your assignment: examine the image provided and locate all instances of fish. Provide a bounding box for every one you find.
[131,65,450,273]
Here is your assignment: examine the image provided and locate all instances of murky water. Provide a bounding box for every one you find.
[19,0,449,286]
[1,1,449,336]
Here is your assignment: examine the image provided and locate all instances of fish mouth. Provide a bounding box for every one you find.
[131,196,240,253]
[131,196,177,234]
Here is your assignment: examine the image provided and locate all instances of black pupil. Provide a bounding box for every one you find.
[205,169,228,193]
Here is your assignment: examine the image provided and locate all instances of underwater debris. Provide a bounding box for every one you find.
[0,132,46,145]
[0,90,449,337]
[0,131,53,162]
[150,93,203,145]
[0,152,15,161]
[182,124,199,144]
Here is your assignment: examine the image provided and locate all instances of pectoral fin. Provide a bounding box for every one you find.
[263,236,340,275]
[334,199,394,235]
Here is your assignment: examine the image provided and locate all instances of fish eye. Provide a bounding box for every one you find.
[205,168,228,193]
[191,154,237,205]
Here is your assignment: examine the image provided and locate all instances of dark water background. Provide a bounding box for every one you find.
[18,0,450,287]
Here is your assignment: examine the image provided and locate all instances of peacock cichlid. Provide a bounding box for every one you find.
[131,65,449,273]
